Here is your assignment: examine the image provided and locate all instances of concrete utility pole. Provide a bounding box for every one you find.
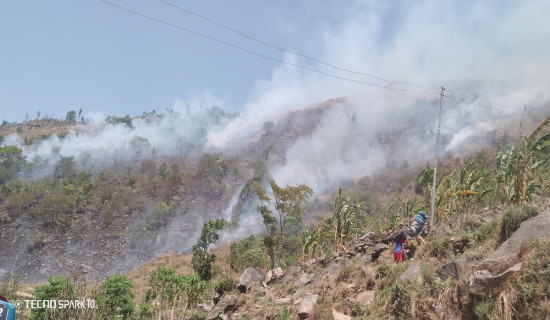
[430,86,445,229]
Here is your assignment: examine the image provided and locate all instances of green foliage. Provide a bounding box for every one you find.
[39,190,75,231]
[471,297,495,320]
[475,219,499,244]
[97,274,136,320]
[253,179,312,269]
[0,273,20,302]
[65,110,77,124]
[31,275,75,320]
[214,274,234,295]
[275,307,292,320]
[499,204,538,244]
[136,303,154,320]
[426,237,452,260]
[229,235,268,273]
[153,201,170,217]
[0,145,26,184]
[53,156,77,179]
[192,218,226,281]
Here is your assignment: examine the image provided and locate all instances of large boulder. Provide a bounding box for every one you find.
[469,263,522,297]
[297,293,319,319]
[280,267,301,284]
[436,254,483,281]
[327,259,352,279]
[490,209,550,259]
[207,294,240,320]
[293,272,313,287]
[237,267,265,293]
[398,260,422,283]
[332,309,351,320]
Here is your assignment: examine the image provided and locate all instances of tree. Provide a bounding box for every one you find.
[497,117,550,203]
[253,180,312,269]
[65,110,77,124]
[53,156,77,179]
[31,276,75,320]
[97,274,136,320]
[191,218,226,281]
[328,188,361,252]
[148,267,176,320]
[0,145,26,185]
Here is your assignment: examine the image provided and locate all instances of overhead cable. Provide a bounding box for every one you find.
[155,0,439,90]
[100,0,438,96]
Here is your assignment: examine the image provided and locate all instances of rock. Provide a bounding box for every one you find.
[237,267,265,293]
[207,294,240,320]
[355,290,375,307]
[275,297,292,305]
[272,267,284,280]
[327,259,352,278]
[280,267,301,284]
[293,272,313,287]
[450,236,474,254]
[332,309,351,320]
[436,254,483,281]
[292,287,306,301]
[398,260,422,283]
[264,269,273,284]
[360,231,376,241]
[490,210,550,259]
[371,243,389,261]
[297,293,319,319]
[469,263,522,297]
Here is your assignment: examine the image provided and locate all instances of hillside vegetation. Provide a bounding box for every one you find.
[0,107,549,319]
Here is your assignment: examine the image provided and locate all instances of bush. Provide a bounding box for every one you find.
[499,205,538,244]
[229,235,268,273]
[426,237,452,260]
[214,274,234,295]
[475,220,499,244]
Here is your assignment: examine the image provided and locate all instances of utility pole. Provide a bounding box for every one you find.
[430,86,445,229]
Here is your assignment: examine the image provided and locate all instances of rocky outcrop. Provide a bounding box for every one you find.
[237,267,265,293]
[280,267,301,284]
[297,293,319,319]
[207,294,241,320]
[436,254,483,281]
[398,260,422,283]
[264,267,284,285]
[469,263,522,297]
[489,209,550,259]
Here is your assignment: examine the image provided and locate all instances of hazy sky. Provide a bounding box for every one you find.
[1,0,549,123]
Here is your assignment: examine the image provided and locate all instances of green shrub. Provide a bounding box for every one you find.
[229,235,268,273]
[475,220,499,244]
[275,307,292,320]
[214,274,234,295]
[426,237,452,260]
[499,205,538,243]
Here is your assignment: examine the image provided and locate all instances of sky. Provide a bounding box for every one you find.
[1,0,549,124]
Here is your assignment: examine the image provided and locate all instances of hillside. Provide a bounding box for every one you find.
[0,96,549,319]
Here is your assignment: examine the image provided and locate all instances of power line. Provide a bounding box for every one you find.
[155,0,439,91]
[100,0,438,96]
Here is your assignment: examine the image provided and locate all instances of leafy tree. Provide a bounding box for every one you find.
[65,110,77,124]
[497,117,550,203]
[229,235,268,272]
[53,156,77,179]
[97,274,136,320]
[31,275,75,320]
[327,188,361,252]
[0,145,26,185]
[148,267,176,319]
[253,180,313,269]
[40,190,75,231]
[191,218,226,280]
